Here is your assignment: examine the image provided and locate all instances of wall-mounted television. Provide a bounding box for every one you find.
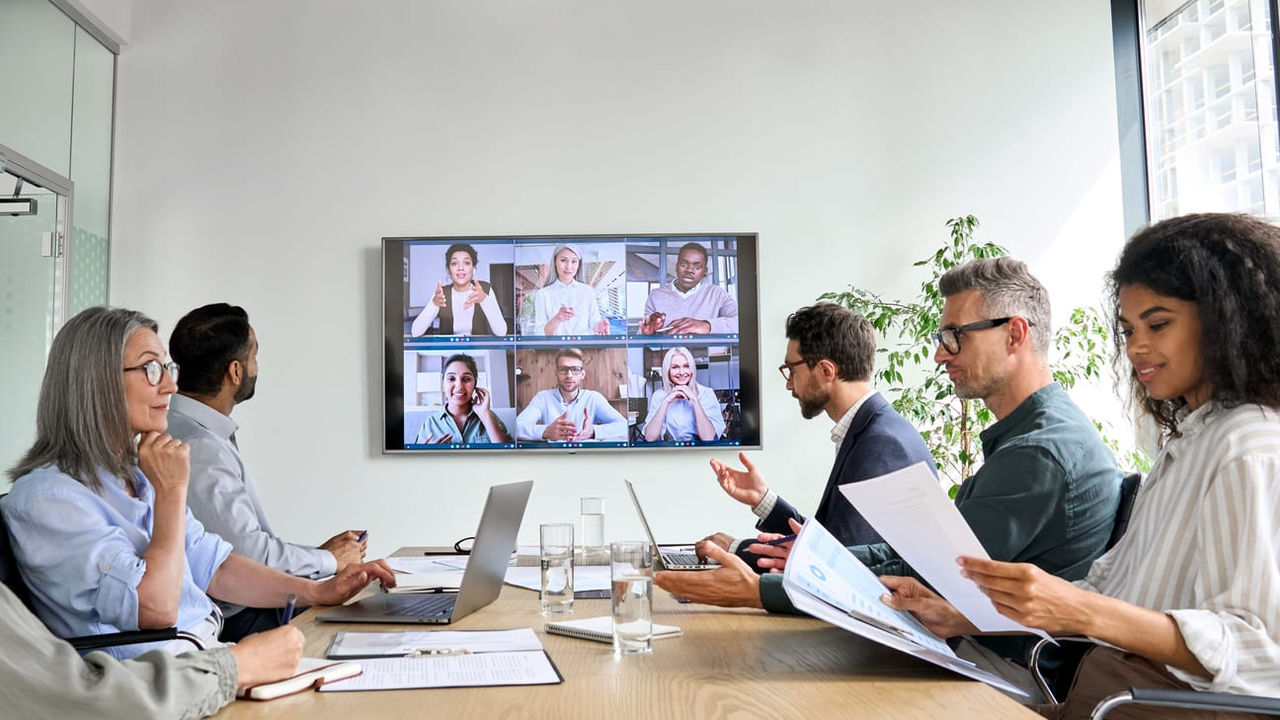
[382,234,761,452]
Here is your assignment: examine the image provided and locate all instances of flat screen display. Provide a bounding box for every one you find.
[382,234,761,452]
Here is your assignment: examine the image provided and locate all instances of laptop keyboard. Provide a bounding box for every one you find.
[387,593,456,617]
[663,552,705,566]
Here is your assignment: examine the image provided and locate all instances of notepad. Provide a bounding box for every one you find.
[236,657,362,700]
[544,615,683,643]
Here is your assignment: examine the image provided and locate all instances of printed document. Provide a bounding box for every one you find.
[327,628,543,658]
[838,461,1049,638]
[782,518,1028,698]
[319,651,560,691]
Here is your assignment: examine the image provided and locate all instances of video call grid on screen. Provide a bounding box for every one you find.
[383,234,762,453]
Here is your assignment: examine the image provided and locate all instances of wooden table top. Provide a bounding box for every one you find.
[215,549,1039,719]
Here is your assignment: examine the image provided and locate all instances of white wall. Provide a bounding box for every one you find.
[110,0,1127,557]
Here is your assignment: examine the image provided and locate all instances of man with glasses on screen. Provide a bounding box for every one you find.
[657,259,1119,677]
[639,242,739,335]
[515,348,628,442]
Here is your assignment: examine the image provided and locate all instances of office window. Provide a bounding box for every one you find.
[1137,0,1280,220]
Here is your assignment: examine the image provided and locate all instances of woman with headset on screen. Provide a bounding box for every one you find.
[415,353,512,445]
[411,243,508,337]
[533,243,610,336]
[642,346,725,442]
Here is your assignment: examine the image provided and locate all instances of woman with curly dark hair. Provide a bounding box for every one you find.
[880,213,1280,718]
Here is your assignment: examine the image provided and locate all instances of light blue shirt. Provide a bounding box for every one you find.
[415,408,509,445]
[642,384,726,441]
[167,394,335,609]
[1,464,233,660]
[515,388,628,441]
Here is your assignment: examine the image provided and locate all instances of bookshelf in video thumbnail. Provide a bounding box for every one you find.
[381,233,761,453]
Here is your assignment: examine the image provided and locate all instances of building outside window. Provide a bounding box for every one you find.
[1137,0,1280,219]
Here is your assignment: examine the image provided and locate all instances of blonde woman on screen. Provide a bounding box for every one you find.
[642,346,725,442]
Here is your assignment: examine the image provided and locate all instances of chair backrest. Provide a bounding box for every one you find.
[1105,473,1142,551]
[0,494,36,611]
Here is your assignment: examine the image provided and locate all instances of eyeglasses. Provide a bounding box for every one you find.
[777,358,812,382]
[123,360,180,386]
[556,366,585,376]
[930,317,1032,354]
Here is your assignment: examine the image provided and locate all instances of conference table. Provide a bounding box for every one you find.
[216,548,1040,719]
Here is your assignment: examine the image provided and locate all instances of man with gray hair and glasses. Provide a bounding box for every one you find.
[661,258,1122,692]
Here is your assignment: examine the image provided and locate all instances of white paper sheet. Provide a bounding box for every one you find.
[781,518,1028,698]
[503,565,611,593]
[385,556,469,574]
[319,651,560,691]
[327,628,543,658]
[838,462,1049,638]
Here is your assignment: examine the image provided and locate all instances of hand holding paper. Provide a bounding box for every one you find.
[837,462,1050,639]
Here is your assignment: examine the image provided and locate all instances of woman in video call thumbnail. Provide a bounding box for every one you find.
[533,243,609,336]
[415,353,511,445]
[411,243,508,337]
[642,346,725,442]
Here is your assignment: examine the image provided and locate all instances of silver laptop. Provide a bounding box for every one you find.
[318,480,533,624]
[624,479,718,571]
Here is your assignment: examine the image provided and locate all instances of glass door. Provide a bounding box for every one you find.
[0,159,68,479]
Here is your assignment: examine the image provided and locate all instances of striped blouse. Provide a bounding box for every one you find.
[1077,401,1280,695]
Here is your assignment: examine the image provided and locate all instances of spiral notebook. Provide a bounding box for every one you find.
[544,615,683,643]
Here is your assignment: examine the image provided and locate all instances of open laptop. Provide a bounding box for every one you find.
[318,480,533,624]
[624,479,718,571]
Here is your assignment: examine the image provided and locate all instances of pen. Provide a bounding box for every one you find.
[357,530,368,544]
[281,593,297,625]
[760,534,797,547]
[406,647,472,658]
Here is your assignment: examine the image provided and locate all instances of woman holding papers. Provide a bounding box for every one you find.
[884,213,1280,716]
[642,346,725,442]
[1,307,396,661]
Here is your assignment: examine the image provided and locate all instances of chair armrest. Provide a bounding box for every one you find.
[1094,689,1280,719]
[1029,635,1096,704]
[67,628,205,652]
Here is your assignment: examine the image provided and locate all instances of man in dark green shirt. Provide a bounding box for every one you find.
[657,258,1122,663]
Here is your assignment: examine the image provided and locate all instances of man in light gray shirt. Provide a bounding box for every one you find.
[639,242,739,335]
[167,303,366,642]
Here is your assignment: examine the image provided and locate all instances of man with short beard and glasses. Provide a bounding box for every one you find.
[688,302,936,568]
[657,259,1122,695]
[166,303,369,642]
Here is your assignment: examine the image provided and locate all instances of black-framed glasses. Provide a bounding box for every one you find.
[777,358,813,382]
[930,317,1032,354]
[556,366,585,376]
[123,360,180,386]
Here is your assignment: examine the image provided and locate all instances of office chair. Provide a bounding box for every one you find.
[0,494,203,652]
[1026,475,1280,718]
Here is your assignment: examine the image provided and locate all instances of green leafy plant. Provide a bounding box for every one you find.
[819,216,1149,492]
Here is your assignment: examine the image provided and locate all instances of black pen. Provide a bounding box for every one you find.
[759,534,797,547]
[357,530,368,544]
[282,593,297,624]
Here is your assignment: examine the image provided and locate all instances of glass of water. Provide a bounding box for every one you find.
[610,541,653,654]
[580,497,605,560]
[540,523,575,615]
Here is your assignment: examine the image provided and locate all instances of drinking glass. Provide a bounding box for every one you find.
[540,523,575,615]
[610,541,653,654]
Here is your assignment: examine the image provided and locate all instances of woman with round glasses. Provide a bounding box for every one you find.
[642,346,725,442]
[885,214,1280,715]
[414,353,511,445]
[2,306,395,660]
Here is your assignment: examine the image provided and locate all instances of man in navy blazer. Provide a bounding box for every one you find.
[693,303,936,569]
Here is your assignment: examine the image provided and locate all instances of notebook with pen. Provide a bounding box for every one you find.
[237,658,362,700]
[624,479,718,571]
[318,480,532,624]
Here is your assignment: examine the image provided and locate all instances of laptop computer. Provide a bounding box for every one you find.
[318,480,533,624]
[623,479,718,571]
